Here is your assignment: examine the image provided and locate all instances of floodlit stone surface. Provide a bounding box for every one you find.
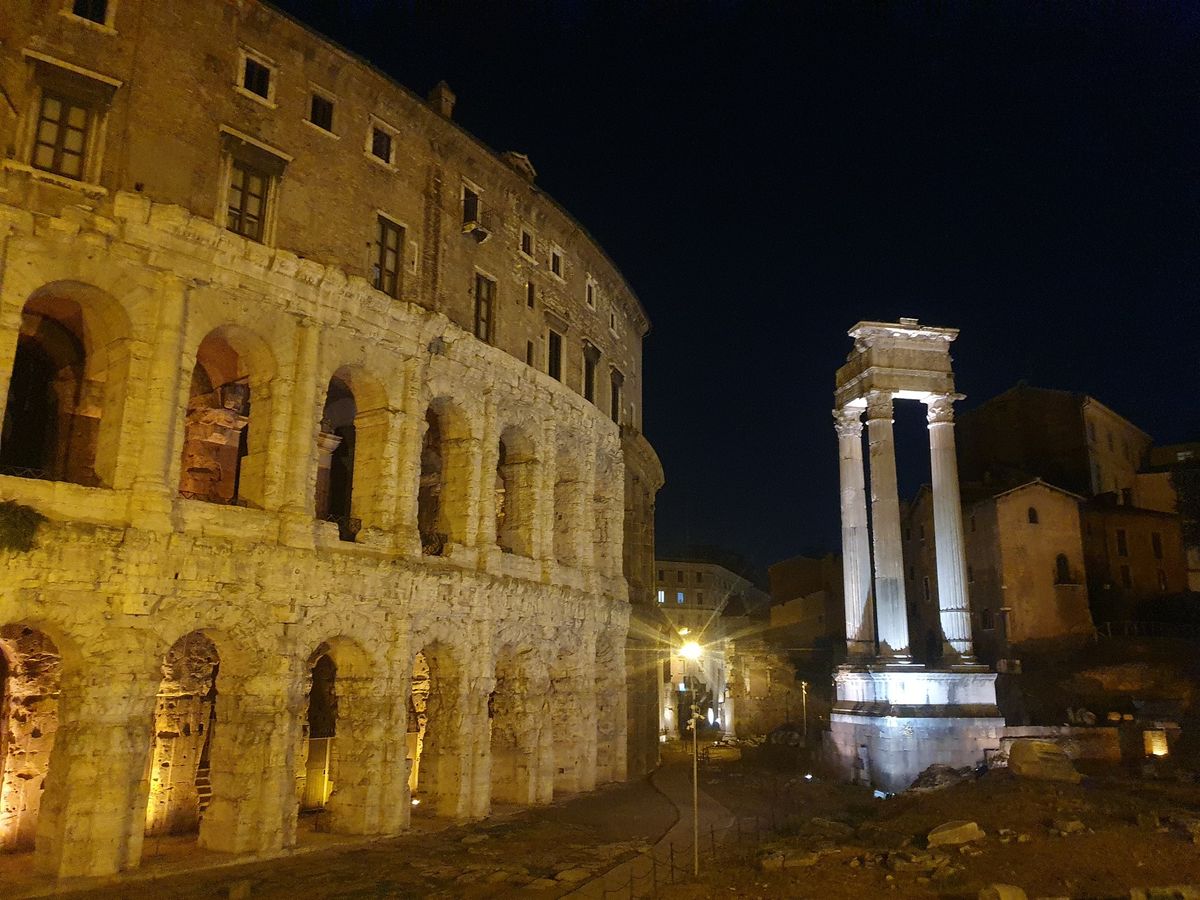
[1007,739,1082,784]
[0,0,662,880]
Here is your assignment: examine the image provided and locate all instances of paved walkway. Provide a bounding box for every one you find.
[565,760,736,898]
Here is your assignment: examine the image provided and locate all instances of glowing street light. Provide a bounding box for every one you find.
[681,639,703,876]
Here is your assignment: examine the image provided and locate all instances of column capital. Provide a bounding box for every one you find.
[864,390,894,422]
[924,392,966,426]
[832,407,863,439]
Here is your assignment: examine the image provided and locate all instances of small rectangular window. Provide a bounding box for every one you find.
[520,228,534,257]
[373,216,404,298]
[32,93,90,180]
[981,608,995,630]
[310,93,334,132]
[227,159,268,241]
[547,329,562,381]
[243,58,271,99]
[474,274,495,344]
[1116,528,1129,557]
[609,309,617,332]
[610,370,622,425]
[657,589,665,604]
[550,248,563,277]
[676,591,685,604]
[526,281,535,309]
[696,572,703,584]
[677,571,683,584]
[371,127,392,163]
[463,186,480,225]
[583,353,596,403]
[1120,564,1132,588]
[585,279,596,308]
[1151,532,1163,560]
[72,0,108,24]
[657,569,664,581]
[525,340,534,366]
[697,591,704,603]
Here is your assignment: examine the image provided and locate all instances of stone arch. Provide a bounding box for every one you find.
[178,325,277,508]
[417,397,473,555]
[408,641,466,817]
[496,424,537,557]
[143,631,219,839]
[489,644,546,807]
[554,437,586,568]
[316,365,391,542]
[0,625,62,852]
[0,282,132,487]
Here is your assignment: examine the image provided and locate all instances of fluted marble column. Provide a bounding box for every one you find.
[865,391,911,660]
[925,393,975,663]
[834,407,875,658]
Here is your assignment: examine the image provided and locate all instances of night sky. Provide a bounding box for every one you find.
[273,0,1199,577]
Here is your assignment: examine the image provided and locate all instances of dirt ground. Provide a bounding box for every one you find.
[663,747,1200,899]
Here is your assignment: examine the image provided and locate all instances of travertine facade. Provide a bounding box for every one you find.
[0,0,659,880]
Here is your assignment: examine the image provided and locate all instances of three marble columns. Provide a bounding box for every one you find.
[834,391,975,664]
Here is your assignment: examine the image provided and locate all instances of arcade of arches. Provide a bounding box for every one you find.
[0,206,640,881]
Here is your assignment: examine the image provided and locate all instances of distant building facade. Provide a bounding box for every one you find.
[1141,443,1200,591]
[766,554,845,654]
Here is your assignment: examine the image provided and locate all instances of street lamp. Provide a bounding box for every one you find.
[679,639,702,876]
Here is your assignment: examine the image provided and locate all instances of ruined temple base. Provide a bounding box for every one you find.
[826,666,1006,793]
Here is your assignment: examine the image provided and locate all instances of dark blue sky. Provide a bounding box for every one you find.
[274,0,1200,572]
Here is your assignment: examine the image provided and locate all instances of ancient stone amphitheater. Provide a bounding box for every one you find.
[0,0,662,879]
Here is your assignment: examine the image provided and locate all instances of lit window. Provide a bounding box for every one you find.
[32,93,90,180]
[474,274,495,344]
[243,57,271,99]
[547,329,562,381]
[657,589,665,604]
[71,0,108,24]
[371,127,392,163]
[372,216,404,298]
[227,159,268,241]
[676,591,685,604]
[309,93,334,132]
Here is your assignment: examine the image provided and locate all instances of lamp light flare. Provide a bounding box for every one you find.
[680,640,702,660]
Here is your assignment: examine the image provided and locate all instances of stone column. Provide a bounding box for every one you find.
[834,406,875,659]
[865,391,911,660]
[536,419,557,577]
[925,393,976,663]
[392,357,426,556]
[277,320,321,547]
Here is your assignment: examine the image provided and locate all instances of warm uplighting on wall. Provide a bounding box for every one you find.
[1143,729,1169,757]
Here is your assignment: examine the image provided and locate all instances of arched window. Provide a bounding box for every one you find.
[1,287,130,486]
[179,327,275,507]
[496,425,535,557]
[1027,507,1039,524]
[301,653,337,810]
[418,399,472,554]
[317,375,357,541]
[1055,553,1071,584]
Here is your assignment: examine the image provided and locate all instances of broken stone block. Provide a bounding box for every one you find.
[1051,818,1085,835]
[810,816,855,837]
[1008,740,1082,784]
[554,867,592,882]
[928,820,986,848]
[908,763,973,793]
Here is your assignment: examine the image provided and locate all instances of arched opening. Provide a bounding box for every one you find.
[300,653,337,810]
[496,425,536,556]
[407,644,462,817]
[144,632,219,839]
[1027,506,1039,524]
[0,625,61,852]
[179,327,274,507]
[489,647,540,807]
[418,399,471,555]
[1055,553,1072,584]
[316,375,358,542]
[1,287,130,486]
[553,442,584,568]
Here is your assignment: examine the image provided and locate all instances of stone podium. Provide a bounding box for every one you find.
[827,319,1004,792]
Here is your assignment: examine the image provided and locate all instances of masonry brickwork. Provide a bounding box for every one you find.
[0,0,662,880]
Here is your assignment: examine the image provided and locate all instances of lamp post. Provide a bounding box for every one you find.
[680,639,703,877]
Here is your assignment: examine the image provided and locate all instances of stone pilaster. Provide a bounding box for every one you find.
[392,357,426,555]
[475,396,500,561]
[865,391,911,660]
[277,319,321,547]
[925,393,976,663]
[834,406,875,658]
[352,406,404,536]
[537,419,557,578]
